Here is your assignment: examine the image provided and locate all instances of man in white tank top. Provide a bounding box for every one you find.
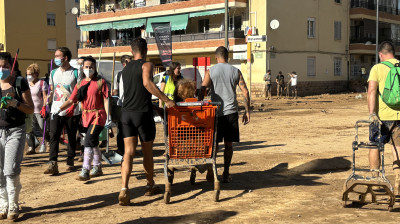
[199,46,250,183]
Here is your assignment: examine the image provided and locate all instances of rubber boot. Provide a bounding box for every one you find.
[6,175,21,220]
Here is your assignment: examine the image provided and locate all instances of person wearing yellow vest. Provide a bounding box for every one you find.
[159,62,183,107]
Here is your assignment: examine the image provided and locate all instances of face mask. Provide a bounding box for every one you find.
[0,68,11,80]
[54,58,63,66]
[83,69,95,78]
[27,75,33,81]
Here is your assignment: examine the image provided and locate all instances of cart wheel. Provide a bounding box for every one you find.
[167,169,174,184]
[164,192,171,204]
[214,190,220,202]
[388,206,393,212]
[190,169,196,185]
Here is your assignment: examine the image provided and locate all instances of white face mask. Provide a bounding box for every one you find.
[83,69,95,78]
[27,75,33,81]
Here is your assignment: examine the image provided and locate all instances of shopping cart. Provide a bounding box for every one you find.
[342,120,395,211]
[163,99,220,204]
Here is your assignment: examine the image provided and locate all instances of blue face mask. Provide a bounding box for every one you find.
[0,67,11,80]
[54,58,63,66]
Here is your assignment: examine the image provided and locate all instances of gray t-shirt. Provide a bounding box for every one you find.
[209,63,239,117]
[264,73,271,84]
[49,67,81,116]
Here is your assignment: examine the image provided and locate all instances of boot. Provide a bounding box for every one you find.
[43,161,59,175]
[76,168,90,181]
[66,157,75,172]
[0,187,8,220]
[89,166,103,178]
[6,175,21,220]
[118,188,130,206]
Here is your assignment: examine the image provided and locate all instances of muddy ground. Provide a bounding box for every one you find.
[15,93,400,223]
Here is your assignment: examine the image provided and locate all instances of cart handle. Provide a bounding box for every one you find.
[176,101,221,107]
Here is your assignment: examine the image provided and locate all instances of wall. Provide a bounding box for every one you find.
[66,0,81,58]
[4,0,67,76]
[0,0,5,51]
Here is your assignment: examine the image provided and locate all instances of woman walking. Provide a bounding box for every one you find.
[25,63,49,154]
[0,52,34,220]
[56,56,109,181]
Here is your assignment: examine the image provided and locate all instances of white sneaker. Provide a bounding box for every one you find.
[39,143,46,153]
[25,147,35,155]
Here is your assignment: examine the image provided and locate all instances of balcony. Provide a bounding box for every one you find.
[350,0,400,15]
[80,0,189,15]
[79,30,245,49]
[78,30,246,57]
[78,0,247,24]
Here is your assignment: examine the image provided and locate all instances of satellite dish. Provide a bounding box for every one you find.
[270,19,280,30]
[71,7,79,15]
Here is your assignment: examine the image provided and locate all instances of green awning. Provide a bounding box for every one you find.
[146,14,188,32]
[113,18,146,30]
[189,9,225,18]
[80,22,113,32]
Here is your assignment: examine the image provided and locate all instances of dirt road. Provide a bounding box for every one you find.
[17,93,400,223]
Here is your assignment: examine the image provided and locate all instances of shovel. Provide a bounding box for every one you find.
[101,52,123,164]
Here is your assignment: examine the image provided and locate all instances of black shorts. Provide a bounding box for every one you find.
[121,111,156,142]
[216,113,239,143]
[83,124,104,147]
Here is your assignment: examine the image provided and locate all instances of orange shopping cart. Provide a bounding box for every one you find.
[163,99,221,204]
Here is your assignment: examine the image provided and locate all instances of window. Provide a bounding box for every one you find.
[334,0,341,3]
[75,0,79,3]
[334,21,341,40]
[307,18,316,38]
[47,13,56,26]
[229,16,242,31]
[334,57,342,76]
[307,57,316,76]
[48,39,57,51]
[198,19,209,33]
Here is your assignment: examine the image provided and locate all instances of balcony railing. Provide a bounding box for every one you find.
[79,30,245,49]
[351,0,400,15]
[80,0,188,15]
[350,37,400,46]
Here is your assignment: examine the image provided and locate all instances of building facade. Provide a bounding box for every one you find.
[0,0,80,76]
[77,0,247,79]
[350,0,400,82]
[76,0,400,97]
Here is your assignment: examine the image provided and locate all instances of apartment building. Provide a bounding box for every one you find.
[77,0,247,76]
[350,0,400,79]
[0,0,80,75]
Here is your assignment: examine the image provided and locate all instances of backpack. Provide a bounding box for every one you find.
[380,61,400,110]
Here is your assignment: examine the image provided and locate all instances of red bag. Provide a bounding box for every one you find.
[65,104,76,117]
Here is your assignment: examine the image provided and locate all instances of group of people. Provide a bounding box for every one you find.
[264,70,297,99]
[0,38,251,219]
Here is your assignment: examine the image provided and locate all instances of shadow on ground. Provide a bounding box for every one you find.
[121,210,237,224]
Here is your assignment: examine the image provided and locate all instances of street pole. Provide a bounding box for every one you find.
[376,0,379,64]
[224,0,228,48]
[247,0,252,99]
